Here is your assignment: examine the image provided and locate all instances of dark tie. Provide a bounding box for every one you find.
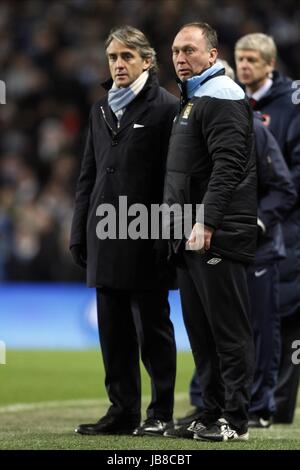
[249,97,257,109]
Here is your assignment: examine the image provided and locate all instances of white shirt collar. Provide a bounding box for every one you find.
[247,78,273,101]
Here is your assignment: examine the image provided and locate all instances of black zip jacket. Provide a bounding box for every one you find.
[164,71,257,263]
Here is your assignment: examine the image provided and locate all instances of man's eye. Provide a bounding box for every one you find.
[186,48,194,54]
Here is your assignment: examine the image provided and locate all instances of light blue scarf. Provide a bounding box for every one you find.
[108,71,149,122]
[186,62,224,99]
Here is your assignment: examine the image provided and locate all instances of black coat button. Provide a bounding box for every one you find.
[111,140,118,146]
[106,167,115,173]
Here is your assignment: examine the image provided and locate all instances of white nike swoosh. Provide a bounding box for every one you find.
[254,269,267,277]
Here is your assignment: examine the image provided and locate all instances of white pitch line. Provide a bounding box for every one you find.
[0,393,188,414]
[0,399,105,413]
[1,395,298,419]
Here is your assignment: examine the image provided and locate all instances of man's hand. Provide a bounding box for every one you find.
[70,244,87,269]
[186,223,214,252]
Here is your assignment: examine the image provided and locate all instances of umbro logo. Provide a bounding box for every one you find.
[207,257,222,265]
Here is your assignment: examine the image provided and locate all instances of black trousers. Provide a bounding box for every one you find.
[96,287,176,422]
[177,251,254,433]
[189,263,281,420]
[274,310,300,423]
[247,263,281,416]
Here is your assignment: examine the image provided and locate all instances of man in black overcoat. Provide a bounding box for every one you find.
[70,26,178,436]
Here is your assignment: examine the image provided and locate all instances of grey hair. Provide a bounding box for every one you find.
[217,59,235,80]
[235,33,277,64]
[105,25,157,72]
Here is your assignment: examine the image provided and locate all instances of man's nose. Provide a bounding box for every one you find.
[176,51,187,63]
[240,58,249,67]
[115,57,125,69]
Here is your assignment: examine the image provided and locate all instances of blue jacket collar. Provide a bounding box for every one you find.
[178,63,225,107]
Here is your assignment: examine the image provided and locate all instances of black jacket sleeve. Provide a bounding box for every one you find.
[200,98,253,229]
[70,110,97,247]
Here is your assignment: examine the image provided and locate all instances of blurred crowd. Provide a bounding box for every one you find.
[1,0,300,282]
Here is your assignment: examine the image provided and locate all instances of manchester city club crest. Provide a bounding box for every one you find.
[182,102,194,119]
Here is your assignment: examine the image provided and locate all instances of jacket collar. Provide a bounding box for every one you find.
[100,72,159,135]
[177,65,225,108]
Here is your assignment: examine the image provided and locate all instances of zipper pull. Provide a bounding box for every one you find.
[101,105,118,136]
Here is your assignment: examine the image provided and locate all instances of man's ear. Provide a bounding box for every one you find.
[143,57,152,71]
[266,57,275,75]
[208,48,218,65]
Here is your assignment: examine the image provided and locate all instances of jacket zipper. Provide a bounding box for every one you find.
[100,106,118,137]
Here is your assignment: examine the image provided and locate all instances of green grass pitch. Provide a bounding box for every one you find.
[0,350,299,450]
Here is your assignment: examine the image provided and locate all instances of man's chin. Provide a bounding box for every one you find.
[237,77,251,85]
[115,78,130,88]
[179,74,191,82]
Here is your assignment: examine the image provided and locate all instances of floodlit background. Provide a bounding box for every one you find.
[1,0,300,347]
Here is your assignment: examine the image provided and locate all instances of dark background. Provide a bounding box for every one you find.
[1,0,299,282]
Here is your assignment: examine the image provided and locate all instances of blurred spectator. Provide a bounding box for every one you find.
[1,0,300,281]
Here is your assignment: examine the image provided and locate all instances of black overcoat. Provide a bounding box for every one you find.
[70,74,178,289]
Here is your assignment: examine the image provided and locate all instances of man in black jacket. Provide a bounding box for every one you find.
[163,22,256,441]
[235,32,300,424]
[169,112,296,437]
[70,26,178,436]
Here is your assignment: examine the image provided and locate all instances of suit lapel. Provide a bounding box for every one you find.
[102,100,118,132]
[99,74,157,137]
[117,95,150,133]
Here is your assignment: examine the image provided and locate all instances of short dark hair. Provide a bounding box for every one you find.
[179,22,218,50]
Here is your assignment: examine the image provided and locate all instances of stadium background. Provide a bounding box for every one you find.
[0,0,300,450]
